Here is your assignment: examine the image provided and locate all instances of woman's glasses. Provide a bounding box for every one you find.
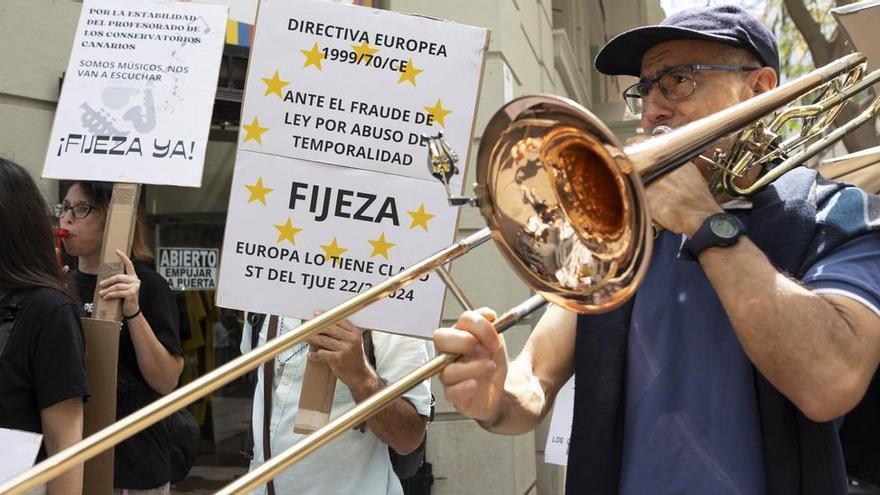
[54,203,94,220]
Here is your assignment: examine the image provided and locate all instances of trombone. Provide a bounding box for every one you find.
[3,51,879,495]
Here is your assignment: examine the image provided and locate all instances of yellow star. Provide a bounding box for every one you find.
[260,69,290,98]
[242,116,269,144]
[407,203,436,231]
[351,41,379,63]
[274,217,302,245]
[320,237,348,259]
[245,177,274,205]
[301,42,325,70]
[397,58,423,86]
[367,232,395,260]
[423,99,452,128]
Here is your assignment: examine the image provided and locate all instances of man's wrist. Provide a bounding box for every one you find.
[349,363,383,402]
[682,207,724,238]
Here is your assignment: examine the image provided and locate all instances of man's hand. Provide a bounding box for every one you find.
[434,308,508,425]
[306,317,373,389]
[644,161,722,236]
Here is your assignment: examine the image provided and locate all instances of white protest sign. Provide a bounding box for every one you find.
[544,377,574,466]
[158,247,219,290]
[42,0,228,187]
[238,0,488,189]
[0,428,42,485]
[217,151,457,337]
[217,1,488,336]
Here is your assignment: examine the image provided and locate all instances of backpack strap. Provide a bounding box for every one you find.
[0,289,28,358]
[262,315,279,495]
[354,330,377,433]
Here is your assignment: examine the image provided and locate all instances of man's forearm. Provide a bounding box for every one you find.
[700,236,875,420]
[349,373,428,454]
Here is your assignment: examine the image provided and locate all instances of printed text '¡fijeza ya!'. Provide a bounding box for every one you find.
[290,182,399,225]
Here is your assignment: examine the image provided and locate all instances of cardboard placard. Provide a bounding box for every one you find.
[42,0,228,186]
[236,0,488,187]
[81,318,122,495]
[218,153,460,337]
[217,0,489,337]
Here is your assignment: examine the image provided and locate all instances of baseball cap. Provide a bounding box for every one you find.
[594,5,780,77]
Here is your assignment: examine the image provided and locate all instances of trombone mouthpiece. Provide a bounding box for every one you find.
[651,125,673,136]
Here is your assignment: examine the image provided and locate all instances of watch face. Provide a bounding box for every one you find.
[710,215,739,239]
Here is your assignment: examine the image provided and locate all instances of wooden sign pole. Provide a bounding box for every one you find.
[82,182,141,495]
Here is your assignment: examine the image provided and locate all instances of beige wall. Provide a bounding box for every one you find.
[0,0,82,202]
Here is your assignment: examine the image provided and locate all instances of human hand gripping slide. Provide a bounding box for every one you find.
[434,308,509,426]
[97,249,142,318]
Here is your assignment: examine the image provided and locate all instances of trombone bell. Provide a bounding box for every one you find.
[474,95,652,314]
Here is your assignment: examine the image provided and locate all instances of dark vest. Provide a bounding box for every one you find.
[566,167,880,494]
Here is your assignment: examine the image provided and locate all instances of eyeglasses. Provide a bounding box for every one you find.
[623,64,759,115]
[54,203,94,220]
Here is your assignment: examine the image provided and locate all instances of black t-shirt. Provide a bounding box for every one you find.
[72,262,183,489]
[0,286,90,460]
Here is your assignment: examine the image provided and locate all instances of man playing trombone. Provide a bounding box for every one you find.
[435,5,880,494]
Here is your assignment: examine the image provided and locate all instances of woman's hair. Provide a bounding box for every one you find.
[70,181,153,261]
[0,158,70,295]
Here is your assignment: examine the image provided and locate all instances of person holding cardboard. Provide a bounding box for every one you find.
[0,158,90,495]
[60,181,183,495]
[241,314,431,495]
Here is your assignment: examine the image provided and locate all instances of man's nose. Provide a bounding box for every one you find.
[640,86,673,129]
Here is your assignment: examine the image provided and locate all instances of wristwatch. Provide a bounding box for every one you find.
[680,213,746,261]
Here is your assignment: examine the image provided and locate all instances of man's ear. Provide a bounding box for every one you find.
[751,66,778,95]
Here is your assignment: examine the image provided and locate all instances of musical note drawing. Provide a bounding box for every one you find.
[123,88,157,133]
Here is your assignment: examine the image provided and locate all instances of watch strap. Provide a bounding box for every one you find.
[681,213,745,261]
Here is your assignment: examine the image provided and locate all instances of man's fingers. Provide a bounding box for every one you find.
[454,310,502,352]
[306,334,343,351]
[476,307,497,323]
[443,379,478,406]
[441,359,496,385]
[307,349,334,365]
[313,311,360,334]
[434,327,479,355]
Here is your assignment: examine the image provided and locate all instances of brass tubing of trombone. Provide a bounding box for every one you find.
[807,68,880,116]
[0,228,494,495]
[626,52,867,184]
[769,67,880,136]
[218,293,548,495]
[733,93,880,196]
